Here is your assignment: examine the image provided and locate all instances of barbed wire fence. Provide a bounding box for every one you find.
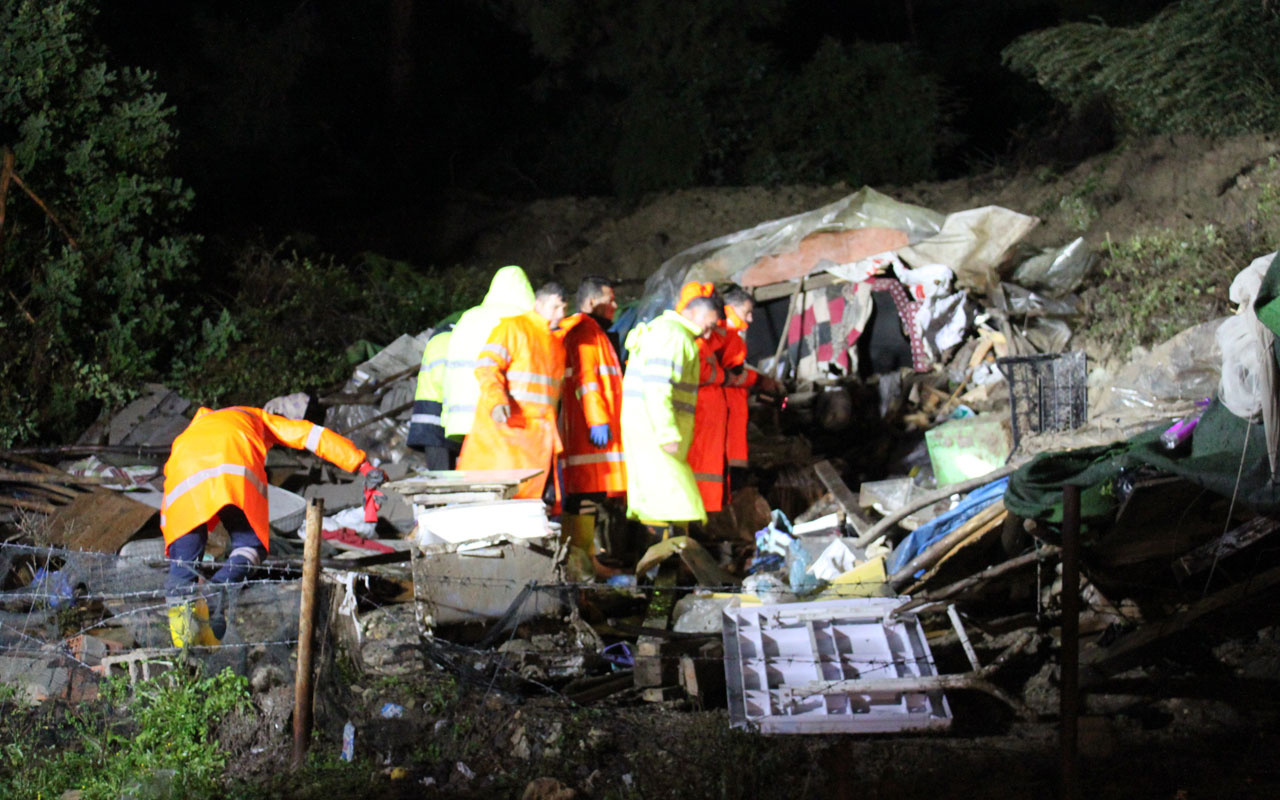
[0,538,1089,711]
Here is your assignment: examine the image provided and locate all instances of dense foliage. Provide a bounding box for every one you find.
[0,0,214,444]
[1003,0,1280,137]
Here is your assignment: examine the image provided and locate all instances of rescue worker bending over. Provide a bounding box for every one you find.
[161,405,384,647]
[621,295,721,543]
[407,319,456,470]
[457,282,568,501]
[441,265,535,442]
[559,276,625,570]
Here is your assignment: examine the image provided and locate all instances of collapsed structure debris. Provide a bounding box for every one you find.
[1,188,1278,800]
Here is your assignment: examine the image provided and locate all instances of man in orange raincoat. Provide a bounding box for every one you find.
[721,286,782,491]
[161,404,383,645]
[559,276,625,565]
[457,282,568,501]
[677,281,730,514]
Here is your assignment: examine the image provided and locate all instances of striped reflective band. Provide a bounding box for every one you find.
[445,403,475,416]
[304,423,324,453]
[411,413,442,426]
[622,388,644,400]
[576,381,601,399]
[510,389,556,406]
[673,400,696,414]
[163,463,268,511]
[507,370,559,387]
[598,365,621,376]
[447,359,478,370]
[563,367,575,378]
[728,458,748,468]
[563,451,626,466]
[480,343,510,362]
[694,472,725,483]
[426,357,446,372]
[645,357,675,370]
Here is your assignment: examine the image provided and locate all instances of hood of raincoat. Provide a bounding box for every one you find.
[481,265,535,316]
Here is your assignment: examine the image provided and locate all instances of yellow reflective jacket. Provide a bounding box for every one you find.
[408,325,452,448]
[442,266,535,439]
[620,310,706,524]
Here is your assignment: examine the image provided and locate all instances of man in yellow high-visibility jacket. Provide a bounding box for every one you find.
[620,295,721,542]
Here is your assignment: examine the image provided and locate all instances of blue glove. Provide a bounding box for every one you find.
[589,424,611,448]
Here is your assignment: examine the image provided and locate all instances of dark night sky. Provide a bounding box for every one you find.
[94,0,1173,263]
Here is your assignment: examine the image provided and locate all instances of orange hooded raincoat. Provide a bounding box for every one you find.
[558,312,626,496]
[457,310,566,500]
[161,407,367,554]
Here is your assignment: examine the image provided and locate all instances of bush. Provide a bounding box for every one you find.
[0,0,217,445]
[187,243,485,407]
[0,667,250,800]
[1002,0,1280,138]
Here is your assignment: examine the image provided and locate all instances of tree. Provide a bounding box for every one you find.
[1002,0,1280,137]
[0,0,210,444]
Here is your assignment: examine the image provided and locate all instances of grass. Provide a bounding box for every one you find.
[1082,161,1280,355]
[0,666,250,800]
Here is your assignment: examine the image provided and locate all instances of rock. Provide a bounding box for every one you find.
[522,777,577,800]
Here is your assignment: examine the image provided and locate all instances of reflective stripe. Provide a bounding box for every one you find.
[447,359,478,370]
[411,413,442,426]
[598,365,621,376]
[304,424,323,453]
[645,357,675,370]
[479,343,510,362]
[426,358,446,371]
[477,355,502,368]
[229,546,262,565]
[694,472,725,483]
[640,374,671,384]
[672,381,697,393]
[445,403,475,416]
[507,370,559,387]
[673,401,696,414]
[622,388,645,400]
[563,367,575,378]
[510,389,557,406]
[563,451,627,466]
[728,458,748,468]
[163,463,269,511]
[576,381,601,399]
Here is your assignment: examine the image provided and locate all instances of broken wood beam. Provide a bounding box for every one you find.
[855,462,1021,548]
[1174,515,1280,577]
[1082,561,1280,684]
[892,545,1059,616]
[888,501,1007,591]
[0,470,108,486]
[0,496,57,514]
[811,459,874,536]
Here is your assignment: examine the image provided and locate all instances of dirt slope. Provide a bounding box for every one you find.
[459,133,1279,304]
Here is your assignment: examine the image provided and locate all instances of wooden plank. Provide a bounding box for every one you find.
[1082,561,1280,682]
[811,460,874,536]
[855,462,1022,547]
[888,501,1006,591]
[1174,516,1280,577]
[750,272,843,302]
[900,512,1008,595]
[44,489,157,552]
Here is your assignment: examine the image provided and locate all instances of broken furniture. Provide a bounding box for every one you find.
[722,597,952,734]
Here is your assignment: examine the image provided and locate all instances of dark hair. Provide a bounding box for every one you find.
[577,275,615,311]
[684,295,720,315]
[723,286,753,308]
[536,281,568,302]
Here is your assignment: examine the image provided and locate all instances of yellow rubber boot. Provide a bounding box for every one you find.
[564,513,596,553]
[167,596,220,648]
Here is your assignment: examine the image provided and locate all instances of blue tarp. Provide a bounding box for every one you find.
[888,477,1010,576]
